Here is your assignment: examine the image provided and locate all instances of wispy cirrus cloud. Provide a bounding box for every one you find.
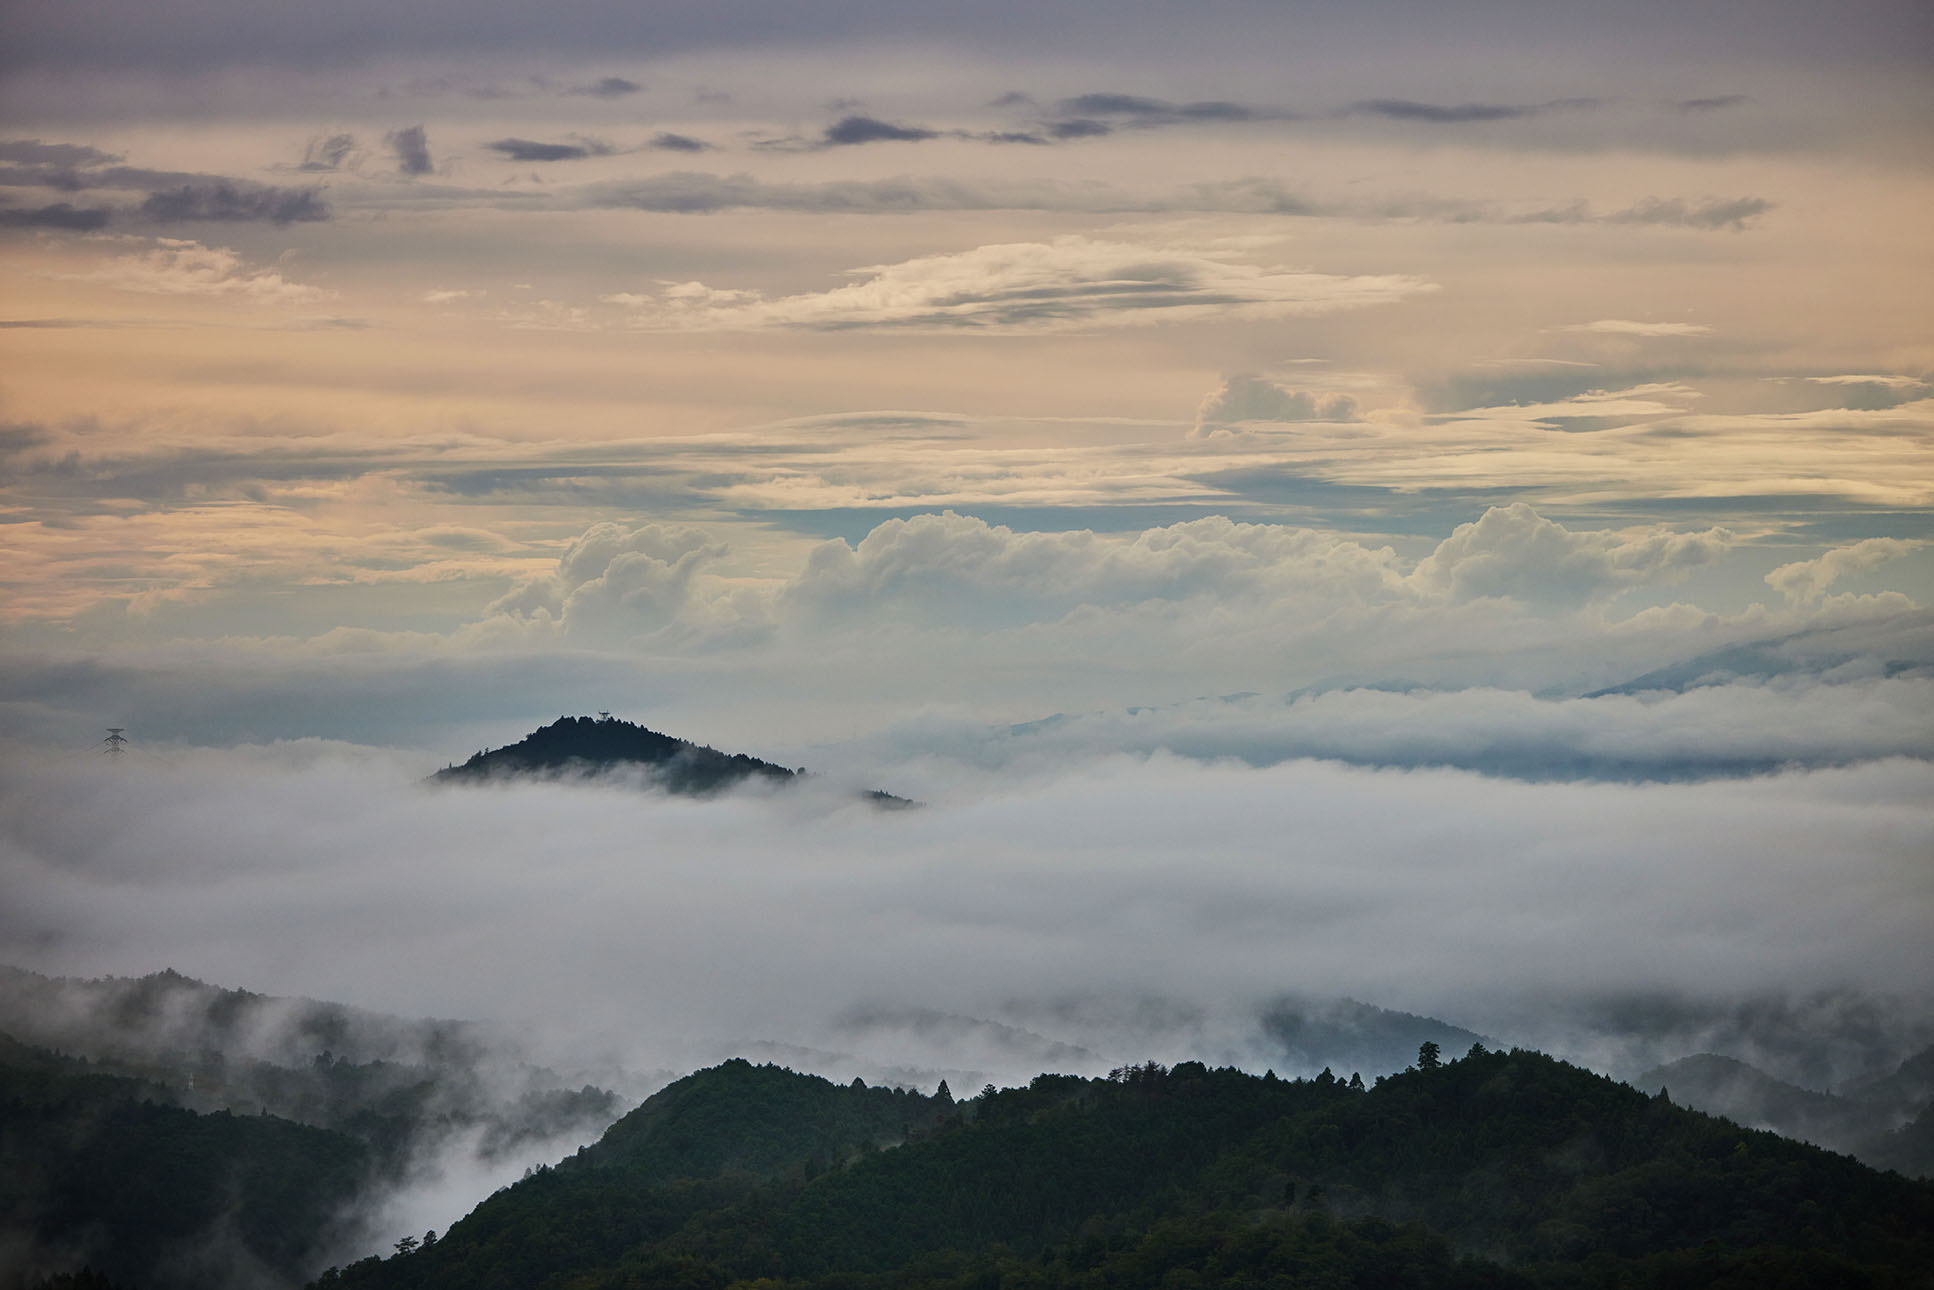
[599,234,1434,332]
[59,238,332,304]
[1559,320,1713,337]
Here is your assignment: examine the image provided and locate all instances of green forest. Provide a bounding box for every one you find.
[314,1048,1934,1290]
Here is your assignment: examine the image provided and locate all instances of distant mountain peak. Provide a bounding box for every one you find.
[431,713,914,806]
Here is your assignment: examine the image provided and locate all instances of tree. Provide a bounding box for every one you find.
[1417,1041,1442,1070]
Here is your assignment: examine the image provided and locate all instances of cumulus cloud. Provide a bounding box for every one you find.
[483,507,1755,663]
[601,234,1434,332]
[1410,504,1732,606]
[387,125,433,176]
[1766,538,1924,604]
[60,237,332,304]
[1193,373,1359,436]
[487,521,726,643]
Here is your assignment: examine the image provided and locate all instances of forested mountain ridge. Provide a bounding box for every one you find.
[430,714,914,805]
[1,1039,376,1290]
[317,1048,1934,1290]
[1639,1048,1934,1179]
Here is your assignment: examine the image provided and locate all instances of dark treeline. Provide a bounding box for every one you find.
[318,1048,1934,1290]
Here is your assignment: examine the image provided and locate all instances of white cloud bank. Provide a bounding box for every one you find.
[1,746,1927,1092]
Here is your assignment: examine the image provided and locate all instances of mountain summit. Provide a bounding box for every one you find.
[432,714,912,805]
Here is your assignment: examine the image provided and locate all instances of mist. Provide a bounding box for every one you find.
[4,741,1927,1093]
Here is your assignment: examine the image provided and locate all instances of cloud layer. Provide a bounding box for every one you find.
[1,746,1926,1093]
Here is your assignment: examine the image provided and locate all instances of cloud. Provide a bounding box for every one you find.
[1766,538,1924,604]
[1677,95,1748,112]
[1410,504,1732,606]
[566,76,642,98]
[648,132,711,152]
[1560,319,1712,337]
[298,133,356,172]
[600,234,1435,332]
[1021,93,1287,142]
[0,745,1927,1095]
[1047,118,1112,140]
[901,669,1934,785]
[63,237,332,304]
[0,143,332,226]
[1350,98,1584,123]
[1605,195,1771,231]
[0,201,112,229]
[387,125,433,176]
[0,139,120,167]
[486,520,726,642]
[484,137,612,162]
[1193,374,1359,436]
[570,170,1770,231]
[820,115,939,146]
[139,180,329,224]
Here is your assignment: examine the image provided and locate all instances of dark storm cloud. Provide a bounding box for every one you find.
[0,201,113,229]
[649,132,712,152]
[484,137,611,162]
[298,133,356,171]
[566,76,642,98]
[139,180,329,224]
[387,125,433,176]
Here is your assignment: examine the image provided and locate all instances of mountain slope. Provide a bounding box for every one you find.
[1639,1048,1934,1178]
[316,1050,1934,1290]
[0,1038,375,1290]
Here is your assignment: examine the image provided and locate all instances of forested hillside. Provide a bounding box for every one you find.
[431,716,800,796]
[318,1048,1934,1290]
[1,1042,374,1290]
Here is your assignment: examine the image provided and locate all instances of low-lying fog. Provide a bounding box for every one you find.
[4,743,1927,1083]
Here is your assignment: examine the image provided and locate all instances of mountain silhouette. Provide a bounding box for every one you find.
[432,714,914,805]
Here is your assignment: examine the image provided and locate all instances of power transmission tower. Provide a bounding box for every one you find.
[103,728,128,759]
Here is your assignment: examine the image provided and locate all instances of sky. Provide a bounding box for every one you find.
[1,1,1931,1092]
